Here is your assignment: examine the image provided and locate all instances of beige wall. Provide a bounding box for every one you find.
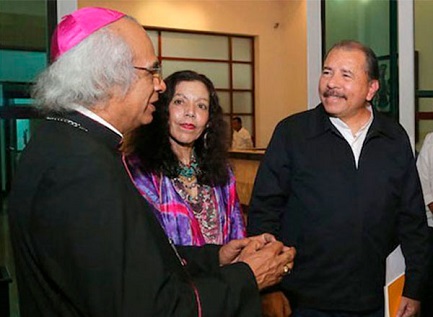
[78,0,308,147]
[414,0,433,148]
[415,0,433,92]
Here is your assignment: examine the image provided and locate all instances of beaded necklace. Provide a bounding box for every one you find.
[172,177,203,205]
[177,151,199,179]
[172,150,202,202]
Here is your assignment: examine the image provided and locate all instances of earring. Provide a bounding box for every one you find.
[203,130,209,149]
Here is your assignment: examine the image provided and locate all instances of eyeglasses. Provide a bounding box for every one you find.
[134,65,163,84]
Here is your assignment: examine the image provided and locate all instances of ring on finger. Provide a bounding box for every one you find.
[283,264,291,275]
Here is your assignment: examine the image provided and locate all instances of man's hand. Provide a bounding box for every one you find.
[219,233,276,265]
[238,241,296,290]
[395,296,420,317]
[261,291,292,317]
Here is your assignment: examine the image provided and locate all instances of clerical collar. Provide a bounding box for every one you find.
[75,105,123,138]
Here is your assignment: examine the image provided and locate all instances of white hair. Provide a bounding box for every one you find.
[32,20,137,112]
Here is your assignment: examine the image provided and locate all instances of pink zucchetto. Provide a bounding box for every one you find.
[50,7,126,61]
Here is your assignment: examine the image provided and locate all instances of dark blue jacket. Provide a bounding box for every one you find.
[248,104,430,311]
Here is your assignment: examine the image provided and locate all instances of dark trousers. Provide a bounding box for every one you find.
[292,307,384,317]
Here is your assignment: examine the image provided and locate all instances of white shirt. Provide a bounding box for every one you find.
[416,132,433,227]
[329,107,373,168]
[232,127,253,150]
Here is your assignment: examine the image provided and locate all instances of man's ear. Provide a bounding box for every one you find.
[366,79,379,102]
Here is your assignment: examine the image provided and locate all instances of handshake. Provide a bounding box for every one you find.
[219,233,296,290]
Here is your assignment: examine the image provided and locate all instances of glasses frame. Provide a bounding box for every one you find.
[134,65,163,83]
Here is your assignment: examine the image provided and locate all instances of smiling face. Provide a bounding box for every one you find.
[319,47,378,123]
[168,80,210,149]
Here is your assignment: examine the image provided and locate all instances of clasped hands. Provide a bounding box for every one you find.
[219,233,296,290]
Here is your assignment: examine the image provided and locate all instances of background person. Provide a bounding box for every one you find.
[415,132,433,317]
[125,70,245,246]
[231,116,253,149]
[247,40,430,317]
[8,7,295,317]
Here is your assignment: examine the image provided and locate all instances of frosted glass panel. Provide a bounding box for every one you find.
[223,116,232,141]
[232,37,252,62]
[162,32,228,60]
[218,91,230,114]
[239,116,253,137]
[147,30,159,55]
[163,60,229,89]
[233,64,252,89]
[233,92,252,113]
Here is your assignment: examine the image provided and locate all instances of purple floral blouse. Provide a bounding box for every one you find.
[126,155,246,246]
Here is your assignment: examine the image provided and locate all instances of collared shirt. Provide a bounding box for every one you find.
[416,132,433,227]
[75,105,123,138]
[232,127,253,150]
[329,106,374,168]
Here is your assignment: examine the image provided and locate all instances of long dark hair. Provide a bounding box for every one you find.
[128,70,230,186]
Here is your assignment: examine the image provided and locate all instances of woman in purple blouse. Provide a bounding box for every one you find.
[125,70,245,246]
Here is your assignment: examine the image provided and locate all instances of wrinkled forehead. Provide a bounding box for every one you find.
[325,47,368,72]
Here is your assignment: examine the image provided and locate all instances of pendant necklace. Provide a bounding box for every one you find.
[173,150,202,202]
[177,151,199,181]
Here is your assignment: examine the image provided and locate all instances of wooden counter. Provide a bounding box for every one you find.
[229,149,265,206]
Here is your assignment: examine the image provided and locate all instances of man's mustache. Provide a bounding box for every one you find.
[323,90,347,99]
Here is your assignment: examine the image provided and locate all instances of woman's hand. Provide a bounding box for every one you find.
[219,233,277,265]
